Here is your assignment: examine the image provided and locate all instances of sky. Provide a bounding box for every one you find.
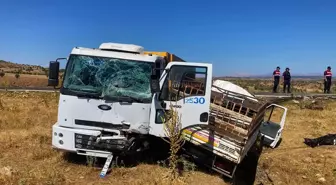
[0,0,336,76]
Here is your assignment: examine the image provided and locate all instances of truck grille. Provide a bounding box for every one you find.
[74,133,127,151]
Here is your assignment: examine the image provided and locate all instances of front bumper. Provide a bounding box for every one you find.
[52,122,113,157]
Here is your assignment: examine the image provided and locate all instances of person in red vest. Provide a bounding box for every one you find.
[324,66,332,93]
[272,66,281,93]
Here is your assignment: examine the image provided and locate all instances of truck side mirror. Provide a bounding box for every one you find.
[48,61,60,87]
[150,74,160,93]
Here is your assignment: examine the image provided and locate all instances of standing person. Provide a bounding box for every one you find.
[272,66,281,93]
[324,66,332,93]
[282,67,291,93]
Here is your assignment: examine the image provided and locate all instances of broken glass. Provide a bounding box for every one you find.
[63,55,153,102]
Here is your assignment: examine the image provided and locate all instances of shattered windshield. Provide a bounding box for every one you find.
[62,54,153,102]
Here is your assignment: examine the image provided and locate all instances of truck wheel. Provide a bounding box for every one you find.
[232,154,260,185]
[231,135,264,185]
[251,134,264,155]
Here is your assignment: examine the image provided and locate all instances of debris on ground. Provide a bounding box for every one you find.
[0,166,15,178]
[298,98,324,110]
[305,100,324,110]
[289,96,331,110]
[317,177,326,183]
[304,134,336,148]
[292,100,300,104]
[303,96,311,101]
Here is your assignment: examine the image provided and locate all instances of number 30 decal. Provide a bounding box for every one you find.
[185,97,205,104]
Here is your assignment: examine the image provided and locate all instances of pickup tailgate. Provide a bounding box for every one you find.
[182,123,261,164]
[182,126,242,163]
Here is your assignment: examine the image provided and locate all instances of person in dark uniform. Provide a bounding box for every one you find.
[282,67,291,93]
[324,66,332,93]
[272,66,281,93]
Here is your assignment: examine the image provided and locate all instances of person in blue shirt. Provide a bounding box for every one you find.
[282,67,291,93]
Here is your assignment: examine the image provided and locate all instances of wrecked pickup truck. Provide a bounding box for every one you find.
[180,79,288,179]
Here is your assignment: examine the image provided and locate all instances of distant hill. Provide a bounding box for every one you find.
[0,60,47,75]
[220,72,324,79]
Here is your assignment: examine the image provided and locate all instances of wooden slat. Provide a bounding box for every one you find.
[210,104,252,123]
[188,124,247,146]
[206,125,247,145]
[167,79,270,145]
[209,110,250,127]
[211,88,266,111]
[211,117,248,136]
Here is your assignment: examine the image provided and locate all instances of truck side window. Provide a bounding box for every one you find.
[160,66,207,101]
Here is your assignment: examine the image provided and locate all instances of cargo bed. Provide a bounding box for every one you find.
[180,83,270,164]
[166,78,275,177]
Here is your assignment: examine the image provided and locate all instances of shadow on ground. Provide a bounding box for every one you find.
[61,137,262,185]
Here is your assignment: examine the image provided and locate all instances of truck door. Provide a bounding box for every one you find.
[149,62,213,137]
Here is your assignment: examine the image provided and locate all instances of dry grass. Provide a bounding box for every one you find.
[162,103,185,181]
[0,92,223,185]
[0,92,336,185]
[256,100,336,185]
[0,74,48,88]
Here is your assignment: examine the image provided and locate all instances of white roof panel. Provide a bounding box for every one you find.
[70,47,158,62]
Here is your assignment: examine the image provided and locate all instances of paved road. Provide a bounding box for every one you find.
[1,86,336,98]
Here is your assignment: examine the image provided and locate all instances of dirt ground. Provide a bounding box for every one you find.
[0,92,335,185]
[255,100,336,185]
[0,73,48,88]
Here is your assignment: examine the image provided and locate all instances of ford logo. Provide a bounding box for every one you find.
[98,104,112,111]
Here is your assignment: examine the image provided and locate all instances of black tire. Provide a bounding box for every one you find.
[231,134,264,185]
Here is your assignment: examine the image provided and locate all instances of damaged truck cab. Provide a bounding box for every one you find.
[49,42,207,158]
[50,43,167,157]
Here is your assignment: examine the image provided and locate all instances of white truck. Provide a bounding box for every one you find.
[48,42,287,180]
